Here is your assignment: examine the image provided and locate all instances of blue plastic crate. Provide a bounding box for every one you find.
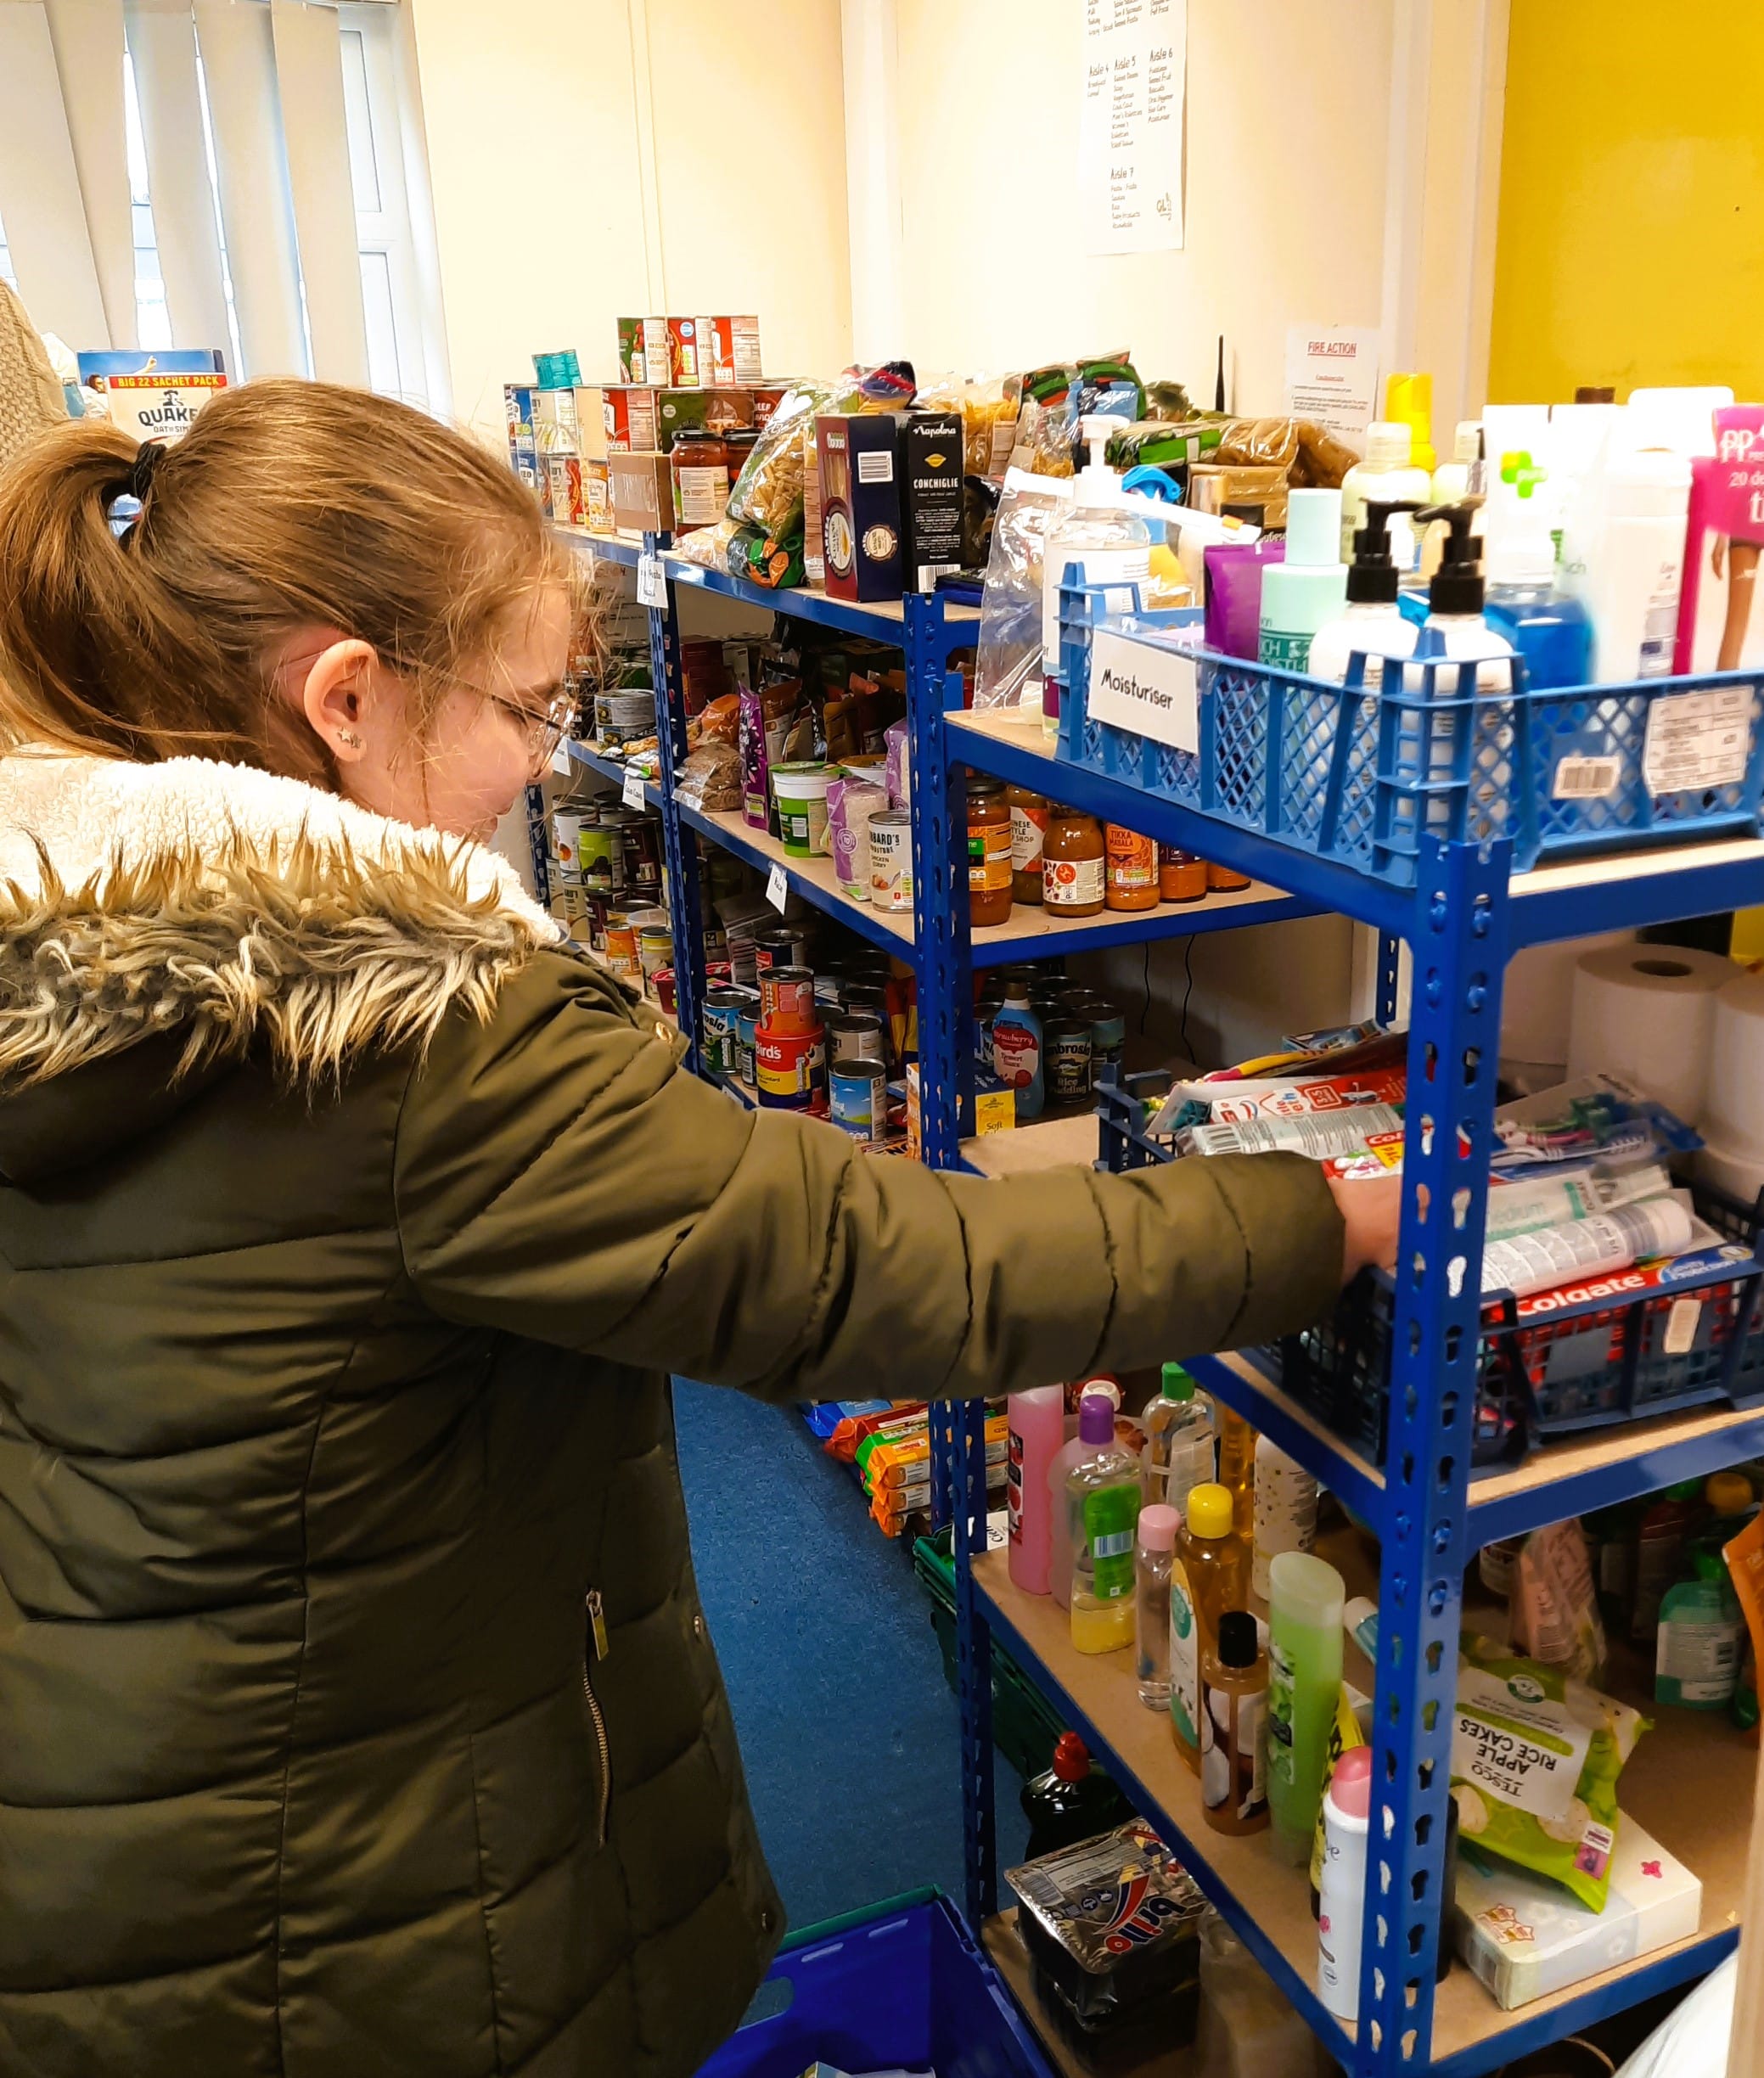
[698,1892,1057,2078]
[1093,1076,1764,1463]
[1055,572,1764,889]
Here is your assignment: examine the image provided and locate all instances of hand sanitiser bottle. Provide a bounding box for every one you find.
[1142,1362,1216,1514]
[1042,413,1152,726]
[1257,489,1346,670]
[1306,500,1424,688]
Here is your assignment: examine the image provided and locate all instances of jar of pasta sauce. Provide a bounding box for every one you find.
[967,776,1014,927]
[1042,809,1105,917]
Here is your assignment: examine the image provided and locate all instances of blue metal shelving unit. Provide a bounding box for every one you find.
[543,530,1760,2078]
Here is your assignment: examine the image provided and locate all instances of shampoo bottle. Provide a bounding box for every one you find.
[1340,422,1432,572]
[1267,1550,1346,1865]
[1306,499,1424,687]
[1007,1382,1065,1596]
[1169,1482,1250,1773]
[1257,490,1347,670]
[1560,418,1693,683]
[1404,501,1515,697]
[1142,1361,1216,1514]
[1251,1436,1319,1600]
[1042,413,1152,713]
[1068,1416,1143,1654]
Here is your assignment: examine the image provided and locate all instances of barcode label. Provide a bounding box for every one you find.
[1664,1297,1702,1356]
[1553,755,1621,800]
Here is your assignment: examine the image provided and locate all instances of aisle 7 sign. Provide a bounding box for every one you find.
[1085,629,1200,754]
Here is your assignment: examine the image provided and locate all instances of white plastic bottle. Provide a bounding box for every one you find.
[1252,1436,1319,1600]
[1559,421,1693,682]
[1431,420,1481,505]
[1317,1745,1373,2020]
[1340,422,1432,574]
[1257,489,1346,670]
[1306,499,1423,688]
[1041,413,1152,735]
[1141,1362,1216,1514]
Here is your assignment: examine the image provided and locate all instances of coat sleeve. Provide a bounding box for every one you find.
[390,952,1345,1402]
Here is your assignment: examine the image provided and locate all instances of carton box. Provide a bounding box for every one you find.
[616,319,646,385]
[531,386,580,455]
[694,314,762,387]
[803,421,826,586]
[902,409,963,590]
[751,385,790,431]
[581,458,612,533]
[546,453,586,529]
[610,451,674,535]
[817,413,906,602]
[504,384,537,457]
[1452,1817,1702,2010]
[662,317,701,386]
[598,387,661,454]
[656,387,756,451]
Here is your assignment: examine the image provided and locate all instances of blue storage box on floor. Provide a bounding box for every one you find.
[697,1891,1055,2078]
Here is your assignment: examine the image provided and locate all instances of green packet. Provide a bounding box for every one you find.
[1451,1635,1649,1912]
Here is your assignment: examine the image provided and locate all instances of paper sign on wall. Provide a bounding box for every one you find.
[1078,0,1186,256]
[1284,326,1380,448]
[1086,629,1200,753]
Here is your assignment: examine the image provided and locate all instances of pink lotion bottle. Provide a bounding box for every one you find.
[1008,1384,1065,1595]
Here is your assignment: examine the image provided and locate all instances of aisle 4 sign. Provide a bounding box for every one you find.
[1085,628,1200,755]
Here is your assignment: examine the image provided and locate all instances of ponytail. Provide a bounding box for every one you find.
[0,379,575,783]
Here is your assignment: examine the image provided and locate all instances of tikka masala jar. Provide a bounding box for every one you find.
[1104,825,1159,912]
[966,776,1014,927]
[1042,807,1106,917]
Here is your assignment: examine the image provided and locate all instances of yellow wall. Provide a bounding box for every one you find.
[1488,0,1764,403]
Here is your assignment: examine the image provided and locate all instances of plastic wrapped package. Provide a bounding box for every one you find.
[727,385,831,534]
[694,693,740,745]
[1210,417,1302,471]
[1290,419,1360,490]
[725,522,804,589]
[973,469,1076,710]
[675,740,742,813]
[671,517,742,570]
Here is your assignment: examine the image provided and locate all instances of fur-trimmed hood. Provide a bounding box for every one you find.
[0,746,558,1180]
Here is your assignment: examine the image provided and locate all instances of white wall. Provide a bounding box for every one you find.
[892,0,1396,405]
[407,0,853,439]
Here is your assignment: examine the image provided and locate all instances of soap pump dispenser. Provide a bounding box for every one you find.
[1306,498,1424,687]
[1404,498,1515,699]
[1040,413,1152,735]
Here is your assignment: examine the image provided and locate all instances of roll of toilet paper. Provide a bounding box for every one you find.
[1565,944,1733,1123]
[1501,930,1635,1071]
[1701,969,1764,1162]
[1695,1134,1764,1209]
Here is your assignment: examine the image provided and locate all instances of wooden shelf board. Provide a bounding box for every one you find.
[975,1544,1750,2070]
[961,1111,1103,1177]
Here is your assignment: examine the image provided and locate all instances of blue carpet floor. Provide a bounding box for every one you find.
[674,1379,1031,1932]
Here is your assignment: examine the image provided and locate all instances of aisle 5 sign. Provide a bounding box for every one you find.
[1085,628,1200,755]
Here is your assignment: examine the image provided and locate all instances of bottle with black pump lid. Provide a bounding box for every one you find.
[1306,499,1424,687]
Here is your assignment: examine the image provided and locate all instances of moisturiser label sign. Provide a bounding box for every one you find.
[1087,631,1200,754]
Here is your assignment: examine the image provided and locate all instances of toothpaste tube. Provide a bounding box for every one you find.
[1481,1195,1694,1300]
[1153,1066,1403,1135]
[1510,1237,1756,1320]
[1484,1164,1674,1243]
[1186,1105,1405,1159]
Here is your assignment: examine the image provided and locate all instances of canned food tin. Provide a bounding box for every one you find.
[755,1022,826,1110]
[753,923,811,974]
[622,815,663,898]
[638,924,672,986]
[734,1009,759,1089]
[1044,1016,1094,1104]
[1087,1006,1126,1086]
[579,821,625,896]
[759,964,817,1035]
[868,810,913,912]
[829,1060,889,1143]
[826,1009,887,1067]
[700,986,747,1074]
[603,911,639,982]
[653,967,677,1017]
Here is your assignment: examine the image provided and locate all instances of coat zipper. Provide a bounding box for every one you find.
[583,1589,612,1849]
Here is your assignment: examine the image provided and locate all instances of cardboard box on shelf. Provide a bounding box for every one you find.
[817,413,907,602]
[610,452,673,535]
[803,418,826,586]
[531,386,580,455]
[902,409,963,591]
[656,387,756,451]
[504,385,537,456]
[694,315,762,387]
[1453,1817,1702,2011]
[546,453,585,529]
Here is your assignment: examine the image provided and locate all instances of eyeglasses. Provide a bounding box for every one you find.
[483,683,578,765]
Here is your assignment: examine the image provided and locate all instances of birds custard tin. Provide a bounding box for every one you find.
[755,1023,826,1110]
[829,1060,890,1143]
[758,965,817,1036]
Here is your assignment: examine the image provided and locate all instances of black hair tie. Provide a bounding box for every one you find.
[129,440,167,505]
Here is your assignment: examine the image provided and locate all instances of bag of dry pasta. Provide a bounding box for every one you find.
[726,384,830,535]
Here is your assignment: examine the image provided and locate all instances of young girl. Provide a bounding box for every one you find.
[0,382,1392,2078]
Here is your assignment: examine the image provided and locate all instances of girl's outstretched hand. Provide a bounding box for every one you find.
[1329,1171,1404,1283]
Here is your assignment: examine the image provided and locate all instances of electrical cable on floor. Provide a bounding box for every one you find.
[1179,935,1197,1059]
[1140,940,1153,1034]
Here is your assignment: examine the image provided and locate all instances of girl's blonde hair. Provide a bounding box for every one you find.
[0,378,580,788]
